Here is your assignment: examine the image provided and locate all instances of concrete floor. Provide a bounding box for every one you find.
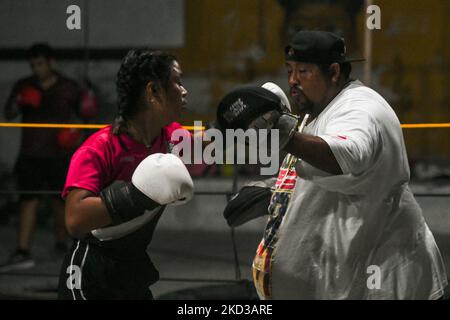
[0,178,449,299]
[0,226,263,299]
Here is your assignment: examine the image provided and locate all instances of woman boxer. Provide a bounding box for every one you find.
[58,50,193,300]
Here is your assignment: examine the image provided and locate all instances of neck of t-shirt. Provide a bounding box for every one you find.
[120,128,166,154]
[313,79,358,120]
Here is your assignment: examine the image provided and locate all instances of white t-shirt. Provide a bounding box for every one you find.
[270,80,447,299]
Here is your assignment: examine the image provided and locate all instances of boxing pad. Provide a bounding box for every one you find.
[217,84,299,150]
[261,82,291,113]
[16,86,42,109]
[216,85,282,131]
[101,153,194,225]
[223,178,276,227]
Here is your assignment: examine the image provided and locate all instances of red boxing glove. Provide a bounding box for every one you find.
[16,86,42,109]
[79,89,99,119]
[57,128,82,150]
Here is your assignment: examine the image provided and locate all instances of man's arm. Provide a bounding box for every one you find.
[284,132,343,175]
[214,83,343,175]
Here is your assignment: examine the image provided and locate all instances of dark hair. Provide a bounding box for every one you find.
[318,62,352,81]
[113,50,177,135]
[26,43,55,60]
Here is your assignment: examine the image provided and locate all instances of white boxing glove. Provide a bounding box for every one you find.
[132,153,194,206]
[100,153,194,226]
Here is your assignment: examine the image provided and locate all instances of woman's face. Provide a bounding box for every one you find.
[161,60,188,122]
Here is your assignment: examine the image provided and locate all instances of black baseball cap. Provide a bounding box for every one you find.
[285,30,365,65]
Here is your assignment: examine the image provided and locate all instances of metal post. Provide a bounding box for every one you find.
[364,0,373,86]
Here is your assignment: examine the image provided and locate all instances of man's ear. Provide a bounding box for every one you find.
[329,63,341,84]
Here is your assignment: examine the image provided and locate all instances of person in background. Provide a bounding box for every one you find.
[1,43,81,272]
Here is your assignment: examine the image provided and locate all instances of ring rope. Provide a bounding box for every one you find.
[1,122,450,130]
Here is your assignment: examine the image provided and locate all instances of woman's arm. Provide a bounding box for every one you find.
[65,188,112,239]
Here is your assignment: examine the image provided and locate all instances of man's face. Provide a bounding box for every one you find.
[162,60,188,122]
[29,56,53,80]
[286,60,331,116]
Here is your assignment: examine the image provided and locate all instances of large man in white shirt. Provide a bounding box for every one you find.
[218,30,447,299]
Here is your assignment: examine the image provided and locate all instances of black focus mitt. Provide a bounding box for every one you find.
[223,178,276,227]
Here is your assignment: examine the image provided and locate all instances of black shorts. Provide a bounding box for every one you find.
[14,154,70,200]
[58,240,157,300]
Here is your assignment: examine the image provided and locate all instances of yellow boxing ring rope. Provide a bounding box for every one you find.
[1,122,450,130]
